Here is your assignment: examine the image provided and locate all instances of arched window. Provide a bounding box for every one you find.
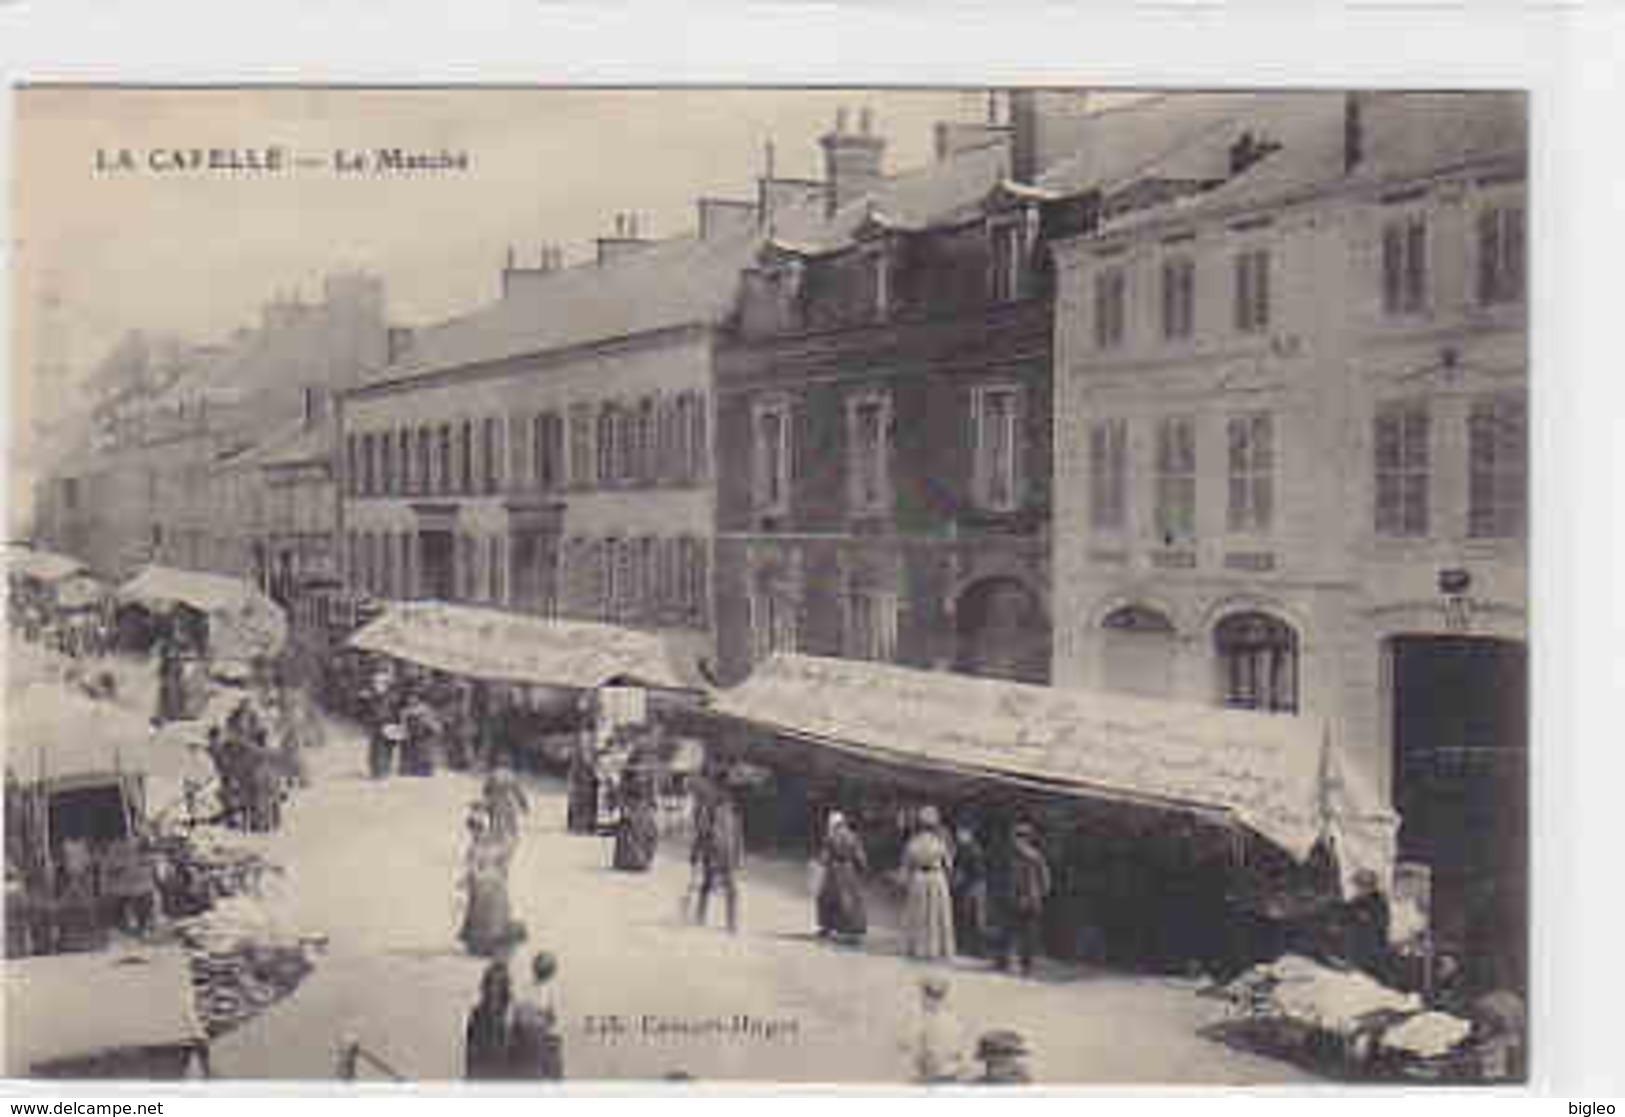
[1214,611,1299,713]
[1101,605,1177,699]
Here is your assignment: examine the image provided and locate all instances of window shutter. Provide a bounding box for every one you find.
[1405,218,1427,312]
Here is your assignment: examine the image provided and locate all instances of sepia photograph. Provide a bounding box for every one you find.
[3,85,1528,1087]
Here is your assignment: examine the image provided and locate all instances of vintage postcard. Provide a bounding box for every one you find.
[4,85,1528,1087]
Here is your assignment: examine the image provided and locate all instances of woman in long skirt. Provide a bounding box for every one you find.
[459,811,526,957]
[816,812,869,942]
[900,806,956,960]
[611,780,659,872]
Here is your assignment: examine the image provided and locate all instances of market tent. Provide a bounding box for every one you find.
[347,599,692,690]
[118,565,288,660]
[4,949,206,1077]
[711,654,1389,869]
[4,547,86,585]
[4,683,207,787]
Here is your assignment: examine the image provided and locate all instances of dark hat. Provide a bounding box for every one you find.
[976,1029,1030,1060]
[531,950,558,984]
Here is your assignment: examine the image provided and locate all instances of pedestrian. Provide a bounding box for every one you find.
[951,823,991,959]
[900,806,956,961]
[458,807,527,958]
[507,951,564,1080]
[904,976,967,1085]
[815,811,868,942]
[154,639,186,725]
[998,822,1051,976]
[483,762,530,846]
[102,827,159,936]
[972,1029,1034,1084]
[690,782,743,933]
[611,764,660,872]
[566,736,600,835]
[463,960,514,1081]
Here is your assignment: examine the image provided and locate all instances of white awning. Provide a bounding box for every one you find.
[5,683,209,787]
[347,600,694,691]
[118,565,288,659]
[712,653,1342,861]
[5,548,87,584]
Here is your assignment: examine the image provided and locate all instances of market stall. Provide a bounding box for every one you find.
[117,565,289,662]
[4,948,209,1078]
[345,601,710,823]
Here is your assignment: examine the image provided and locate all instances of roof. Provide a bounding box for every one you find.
[5,949,205,1074]
[712,653,1334,859]
[367,224,767,386]
[225,415,331,471]
[1104,90,1526,234]
[347,600,698,690]
[4,683,208,786]
[118,565,288,659]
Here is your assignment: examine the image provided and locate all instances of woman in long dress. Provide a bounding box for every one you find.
[611,764,659,872]
[816,812,869,941]
[459,810,527,958]
[900,806,956,960]
[463,960,514,1080]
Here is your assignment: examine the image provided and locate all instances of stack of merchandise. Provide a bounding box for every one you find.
[172,892,319,1039]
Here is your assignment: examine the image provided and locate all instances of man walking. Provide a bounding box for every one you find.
[691,781,744,934]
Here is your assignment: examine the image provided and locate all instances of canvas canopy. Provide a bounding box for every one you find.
[4,949,205,1075]
[5,548,86,585]
[347,600,690,691]
[53,573,108,610]
[713,654,1392,871]
[118,565,288,660]
[4,683,206,787]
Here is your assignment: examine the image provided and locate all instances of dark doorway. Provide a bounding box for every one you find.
[419,530,455,601]
[954,577,1051,684]
[1390,635,1527,994]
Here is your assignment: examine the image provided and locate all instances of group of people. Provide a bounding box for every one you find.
[464,950,565,1081]
[813,804,1054,976]
[906,976,1036,1085]
[204,693,308,834]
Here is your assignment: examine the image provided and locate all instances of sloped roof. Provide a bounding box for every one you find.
[1105,90,1526,233]
[370,224,768,385]
[225,415,331,470]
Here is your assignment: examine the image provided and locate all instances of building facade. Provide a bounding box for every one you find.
[1049,92,1528,984]
[338,215,763,668]
[714,116,1063,687]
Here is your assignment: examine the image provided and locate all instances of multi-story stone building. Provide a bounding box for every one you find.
[337,206,769,669]
[712,96,1257,687]
[1049,91,1527,986]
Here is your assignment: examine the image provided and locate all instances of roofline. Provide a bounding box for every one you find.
[343,320,718,403]
[1051,148,1526,255]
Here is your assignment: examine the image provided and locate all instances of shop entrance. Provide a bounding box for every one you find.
[1390,635,1527,993]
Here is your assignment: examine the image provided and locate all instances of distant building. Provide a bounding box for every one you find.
[1048,91,1528,988]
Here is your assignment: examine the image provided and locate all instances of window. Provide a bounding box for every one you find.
[1478,204,1525,305]
[1468,394,1527,539]
[1216,612,1298,714]
[972,385,1022,513]
[437,426,453,495]
[399,531,414,599]
[416,427,432,496]
[489,535,505,604]
[534,412,563,492]
[1154,416,1197,543]
[1161,256,1196,341]
[843,579,898,663]
[1089,419,1128,531]
[597,404,619,487]
[1094,267,1127,350]
[611,538,635,623]
[687,392,707,482]
[990,220,1024,303]
[637,537,658,623]
[683,537,709,629]
[1234,247,1271,333]
[568,405,592,489]
[482,417,502,494]
[459,420,475,495]
[1227,413,1275,534]
[753,398,792,515]
[1382,214,1428,315]
[398,430,413,494]
[750,585,799,663]
[458,534,477,601]
[361,434,376,496]
[346,531,358,589]
[345,435,359,497]
[1374,402,1431,537]
[636,399,656,485]
[616,407,637,484]
[379,433,394,496]
[846,391,893,516]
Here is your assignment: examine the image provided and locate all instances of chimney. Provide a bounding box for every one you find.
[596,214,656,265]
[1344,91,1366,174]
[698,197,760,241]
[1010,89,1039,184]
[819,106,887,217]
